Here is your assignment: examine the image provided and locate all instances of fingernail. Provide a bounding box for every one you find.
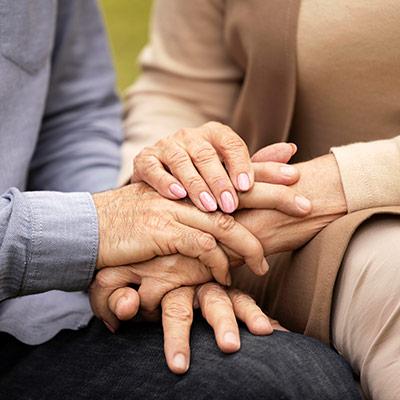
[199,191,218,211]
[295,195,312,212]
[169,183,187,199]
[116,296,129,316]
[103,320,115,334]
[254,316,271,332]
[226,272,232,287]
[223,331,239,347]
[237,173,250,191]
[289,143,297,154]
[220,191,236,213]
[173,353,188,372]
[260,258,269,274]
[280,165,297,177]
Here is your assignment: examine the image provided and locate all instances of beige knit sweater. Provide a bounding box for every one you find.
[121,0,400,213]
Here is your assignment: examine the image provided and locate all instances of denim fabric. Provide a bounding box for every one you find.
[0,0,121,344]
[0,316,361,400]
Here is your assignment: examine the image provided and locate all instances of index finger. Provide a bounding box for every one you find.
[161,286,196,375]
[201,122,254,192]
[176,206,268,275]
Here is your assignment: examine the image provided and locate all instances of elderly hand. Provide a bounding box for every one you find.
[132,121,299,214]
[235,152,347,257]
[90,266,286,374]
[93,182,269,286]
[160,284,287,374]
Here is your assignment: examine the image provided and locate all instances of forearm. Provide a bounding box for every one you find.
[0,188,98,301]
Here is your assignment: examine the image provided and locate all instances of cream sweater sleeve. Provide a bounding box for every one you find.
[331,136,400,212]
[120,0,242,183]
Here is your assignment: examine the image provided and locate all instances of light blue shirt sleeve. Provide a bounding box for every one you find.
[0,189,98,300]
[0,0,123,302]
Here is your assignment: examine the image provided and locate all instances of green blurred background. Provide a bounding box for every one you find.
[99,0,153,93]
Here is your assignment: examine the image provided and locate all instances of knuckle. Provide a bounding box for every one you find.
[214,212,236,232]
[94,269,113,289]
[191,144,218,165]
[221,136,247,154]
[196,233,217,252]
[166,147,189,169]
[163,300,193,323]
[208,175,230,190]
[204,121,224,131]
[234,293,255,308]
[174,128,191,141]
[186,176,206,193]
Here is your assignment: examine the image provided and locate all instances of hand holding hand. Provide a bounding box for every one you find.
[90,269,286,375]
[132,122,300,214]
[93,183,268,285]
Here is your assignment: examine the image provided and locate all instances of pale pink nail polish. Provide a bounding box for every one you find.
[280,165,297,177]
[237,173,250,191]
[295,195,312,211]
[199,191,218,211]
[220,191,235,213]
[289,143,297,154]
[260,259,269,274]
[169,183,187,198]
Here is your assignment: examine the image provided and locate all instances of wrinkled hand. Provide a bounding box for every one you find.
[90,142,311,324]
[132,121,299,214]
[91,270,286,374]
[90,254,212,330]
[160,283,286,374]
[93,183,269,285]
[132,121,255,213]
[235,152,347,257]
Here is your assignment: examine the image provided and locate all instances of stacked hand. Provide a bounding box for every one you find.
[90,124,311,374]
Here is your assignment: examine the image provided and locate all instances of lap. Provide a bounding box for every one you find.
[0,316,359,400]
[332,216,400,400]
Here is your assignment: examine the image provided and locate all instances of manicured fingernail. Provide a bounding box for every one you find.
[280,165,297,177]
[254,316,271,332]
[169,183,187,199]
[199,191,218,211]
[173,353,188,372]
[237,173,250,191]
[295,195,312,212]
[103,320,115,334]
[260,258,269,274]
[289,143,297,154]
[220,191,235,213]
[223,332,239,347]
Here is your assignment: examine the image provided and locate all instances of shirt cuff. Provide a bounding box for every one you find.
[331,137,400,212]
[20,191,98,295]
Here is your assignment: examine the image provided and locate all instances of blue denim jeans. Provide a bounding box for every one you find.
[0,315,360,399]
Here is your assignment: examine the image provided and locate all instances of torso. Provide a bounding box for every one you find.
[291,0,400,160]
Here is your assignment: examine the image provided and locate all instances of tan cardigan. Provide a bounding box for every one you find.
[122,0,400,342]
[122,0,400,213]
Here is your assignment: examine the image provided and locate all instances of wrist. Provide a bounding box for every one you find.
[295,154,347,218]
[92,191,112,269]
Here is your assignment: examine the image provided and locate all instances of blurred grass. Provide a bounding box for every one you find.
[99,0,153,93]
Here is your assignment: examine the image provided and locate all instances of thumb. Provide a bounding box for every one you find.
[108,287,140,321]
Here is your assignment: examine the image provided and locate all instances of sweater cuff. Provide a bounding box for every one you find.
[331,137,400,212]
[21,191,98,295]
